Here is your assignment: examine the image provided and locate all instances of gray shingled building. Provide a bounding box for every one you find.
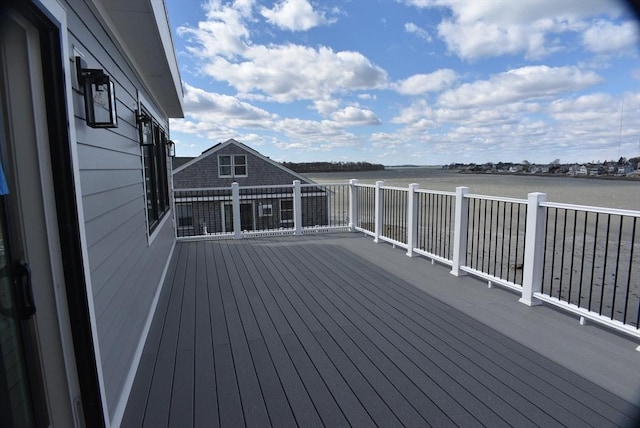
[172,139,328,236]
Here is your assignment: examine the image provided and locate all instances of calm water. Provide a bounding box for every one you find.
[307,167,640,211]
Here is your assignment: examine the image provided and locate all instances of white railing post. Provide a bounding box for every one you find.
[349,179,359,231]
[232,182,242,239]
[293,180,302,235]
[450,186,469,276]
[520,192,547,306]
[374,180,384,243]
[406,183,419,257]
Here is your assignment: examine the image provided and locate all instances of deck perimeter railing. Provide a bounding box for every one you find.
[173,180,640,337]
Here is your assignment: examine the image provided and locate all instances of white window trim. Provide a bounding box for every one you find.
[218,154,248,178]
[259,203,273,217]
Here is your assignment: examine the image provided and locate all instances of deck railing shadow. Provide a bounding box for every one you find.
[173,179,640,337]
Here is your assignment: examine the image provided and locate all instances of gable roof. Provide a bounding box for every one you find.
[172,138,316,184]
[171,157,193,169]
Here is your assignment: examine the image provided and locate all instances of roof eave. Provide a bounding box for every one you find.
[90,0,184,118]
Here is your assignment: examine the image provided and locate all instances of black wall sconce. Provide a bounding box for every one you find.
[75,57,118,128]
[136,110,153,146]
[167,140,176,157]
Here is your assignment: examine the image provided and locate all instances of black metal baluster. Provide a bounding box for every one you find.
[567,210,578,304]
[599,214,612,316]
[611,215,624,321]
[588,213,600,312]
[624,217,637,327]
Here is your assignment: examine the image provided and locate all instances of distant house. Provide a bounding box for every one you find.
[617,165,633,175]
[173,139,328,236]
[578,165,588,175]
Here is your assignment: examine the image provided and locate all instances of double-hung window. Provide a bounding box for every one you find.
[218,154,247,178]
[176,203,193,228]
[280,199,293,224]
[139,108,170,234]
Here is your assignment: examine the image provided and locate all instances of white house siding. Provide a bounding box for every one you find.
[64,0,175,420]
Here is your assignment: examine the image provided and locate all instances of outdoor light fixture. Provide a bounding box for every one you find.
[136,110,153,146]
[167,140,176,157]
[75,57,118,128]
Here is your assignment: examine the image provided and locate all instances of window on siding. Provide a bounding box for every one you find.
[140,109,170,234]
[258,204,272,217]
[176,203,193,228]
[219,154,247,178]
[280,199,293,224]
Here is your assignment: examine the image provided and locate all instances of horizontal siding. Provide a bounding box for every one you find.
[84,198,142,248]
[79,169,142,196]
[82,184,142,222]
[62,0,175,420]
[99,222,174,408]
[77,142,142,170]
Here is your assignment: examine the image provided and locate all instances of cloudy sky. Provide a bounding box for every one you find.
[165,0,640,165]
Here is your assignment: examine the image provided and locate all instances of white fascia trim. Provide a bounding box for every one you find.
[86,0,182,117]
[150,0,183,109]
[33,0,110,426]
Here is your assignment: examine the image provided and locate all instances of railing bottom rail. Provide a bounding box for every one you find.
[533,293,640,339]
[459,266,523,293]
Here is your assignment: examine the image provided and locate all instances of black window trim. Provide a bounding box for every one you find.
[139,106,170,236]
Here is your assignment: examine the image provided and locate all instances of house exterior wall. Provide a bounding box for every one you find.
[174,142,313,188]
[174,141,329,237]
[178,194,329,236]
[63,0,176,422]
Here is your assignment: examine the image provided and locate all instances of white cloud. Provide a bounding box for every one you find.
[271,118,360,149]
[395,69,457,95]
[404,22,431,42]
[182,83,272,119]
[438,66,603,108]
[177,83,275,130]
[203,44,388,102]
[312,98,342,116]
[260,0,332,31]
[399,0,626,59]
[582,20,640,54]
[177,1,252,59]
[330,106,382,126]
[358,93,377,100]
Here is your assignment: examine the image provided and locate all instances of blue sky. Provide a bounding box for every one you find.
[165,0,640,165]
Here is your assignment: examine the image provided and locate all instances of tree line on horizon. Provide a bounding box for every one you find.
[281,161,385,173]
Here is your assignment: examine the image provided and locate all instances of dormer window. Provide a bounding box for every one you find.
[219,154,247,178]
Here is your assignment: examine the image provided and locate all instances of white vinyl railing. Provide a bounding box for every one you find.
[173,180,640,337]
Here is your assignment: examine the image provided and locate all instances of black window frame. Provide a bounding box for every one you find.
[139,108,170,234]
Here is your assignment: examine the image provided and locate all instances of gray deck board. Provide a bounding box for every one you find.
[301,242,591,426]
[320,242,635,426]
[122,234,640,428]
[193,242,219,428]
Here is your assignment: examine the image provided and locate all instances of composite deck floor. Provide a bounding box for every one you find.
[122,234,640,428]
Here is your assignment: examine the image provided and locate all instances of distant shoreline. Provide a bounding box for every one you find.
[456,170,640,181]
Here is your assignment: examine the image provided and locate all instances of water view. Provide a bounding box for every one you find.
[308,167,640,211]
